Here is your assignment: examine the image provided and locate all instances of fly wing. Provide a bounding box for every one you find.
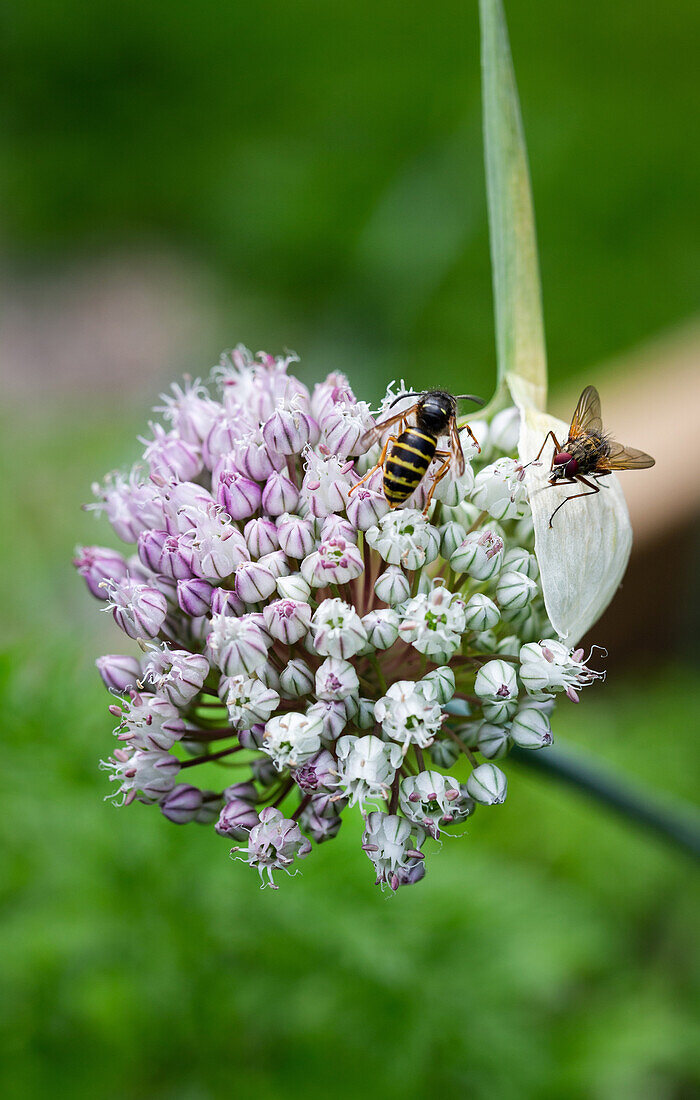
[569,385,603,439]
[603,441,656,470]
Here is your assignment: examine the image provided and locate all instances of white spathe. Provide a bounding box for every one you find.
[517,403,632,646]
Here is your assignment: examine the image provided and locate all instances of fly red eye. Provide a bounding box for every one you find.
[564,458,579,477]
[553,451,571,466]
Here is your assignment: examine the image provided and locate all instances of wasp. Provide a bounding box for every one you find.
[532,384,655,527]
[350,390,484,513]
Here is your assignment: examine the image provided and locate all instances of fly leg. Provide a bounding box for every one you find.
[422,450,452,514]
[548,474,600,528]
[523,430,563,471]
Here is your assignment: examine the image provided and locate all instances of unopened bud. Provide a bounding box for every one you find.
[373,565,411,607]
[466,763,508,805]
[510,703,553,749]
[160,784,203,824]
[96,654,141,693]
[495,570,538,612]
[463,593,500,632]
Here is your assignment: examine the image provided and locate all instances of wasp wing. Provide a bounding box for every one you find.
[568,385,603,439]
[360,403,419,449]
[449,416,466,475]
[603,441,655,470]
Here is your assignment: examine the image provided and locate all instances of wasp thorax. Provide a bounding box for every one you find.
[418,393,453,433]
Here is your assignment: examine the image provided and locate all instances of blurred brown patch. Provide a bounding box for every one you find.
[0,249,220,407]
[565,323,700,670]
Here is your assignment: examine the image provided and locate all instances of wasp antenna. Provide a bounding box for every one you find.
[455,394,484,406]
[387,391,421,409]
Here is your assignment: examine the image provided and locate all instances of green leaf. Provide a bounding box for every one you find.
[479,0,547,414]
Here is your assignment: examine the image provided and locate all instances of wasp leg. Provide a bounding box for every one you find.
[348,434,400,497]
[422,450,452,514]
[459,423,481,454]
[548,475,600,528]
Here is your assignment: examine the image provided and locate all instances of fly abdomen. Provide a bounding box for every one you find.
[383,429,436,506]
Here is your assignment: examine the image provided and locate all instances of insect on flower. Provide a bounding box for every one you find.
[350,390,484,514]
[532,385,655,527]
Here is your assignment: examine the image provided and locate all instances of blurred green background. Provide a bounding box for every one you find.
[1,1,699,1097]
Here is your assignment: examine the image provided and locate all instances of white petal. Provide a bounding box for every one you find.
[518,405,632,646]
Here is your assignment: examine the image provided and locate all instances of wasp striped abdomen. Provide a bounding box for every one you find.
[383,428,436,506]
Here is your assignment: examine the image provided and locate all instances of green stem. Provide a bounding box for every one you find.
[444,699,700,859]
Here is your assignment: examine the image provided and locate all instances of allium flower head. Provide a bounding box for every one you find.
[77,346,611,891]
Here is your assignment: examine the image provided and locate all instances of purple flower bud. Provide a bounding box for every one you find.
[204,413,254,467]
[234,561,278,604]
[195,791,224,825]
[177,577,213,617]
[346,486,390,531]
[299,795,343,843]
[262,405,316,455]
[306,698,349,740]
[89,468,165,544]
[257,550,291,580]
[160,783,203,824]
[106,578,168,640]
[136,529,169,573]
[292,749,338,793]
[215,468,263,521]
[222,781,256,802]
[237,724,266,749]
[96,654,142,693]
[261,471,300,516]
[276,513,316,559]
[244,517,279,559]
[210,587,246,618]
[311,372,356,421]
[216,798,260,839]
[159,534,196,580]
[235,433,285,481]
[160,481,215,536]
[73,546,130,600]
[142,423,203,482]
[318,399,373,457]
[263,598,313,644]
[320,514,356,543]
[279,658,315,698]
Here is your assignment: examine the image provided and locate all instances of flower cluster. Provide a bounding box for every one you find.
[76,350,605,890]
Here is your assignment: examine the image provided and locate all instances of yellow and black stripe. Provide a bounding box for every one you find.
[383,428,437,506]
